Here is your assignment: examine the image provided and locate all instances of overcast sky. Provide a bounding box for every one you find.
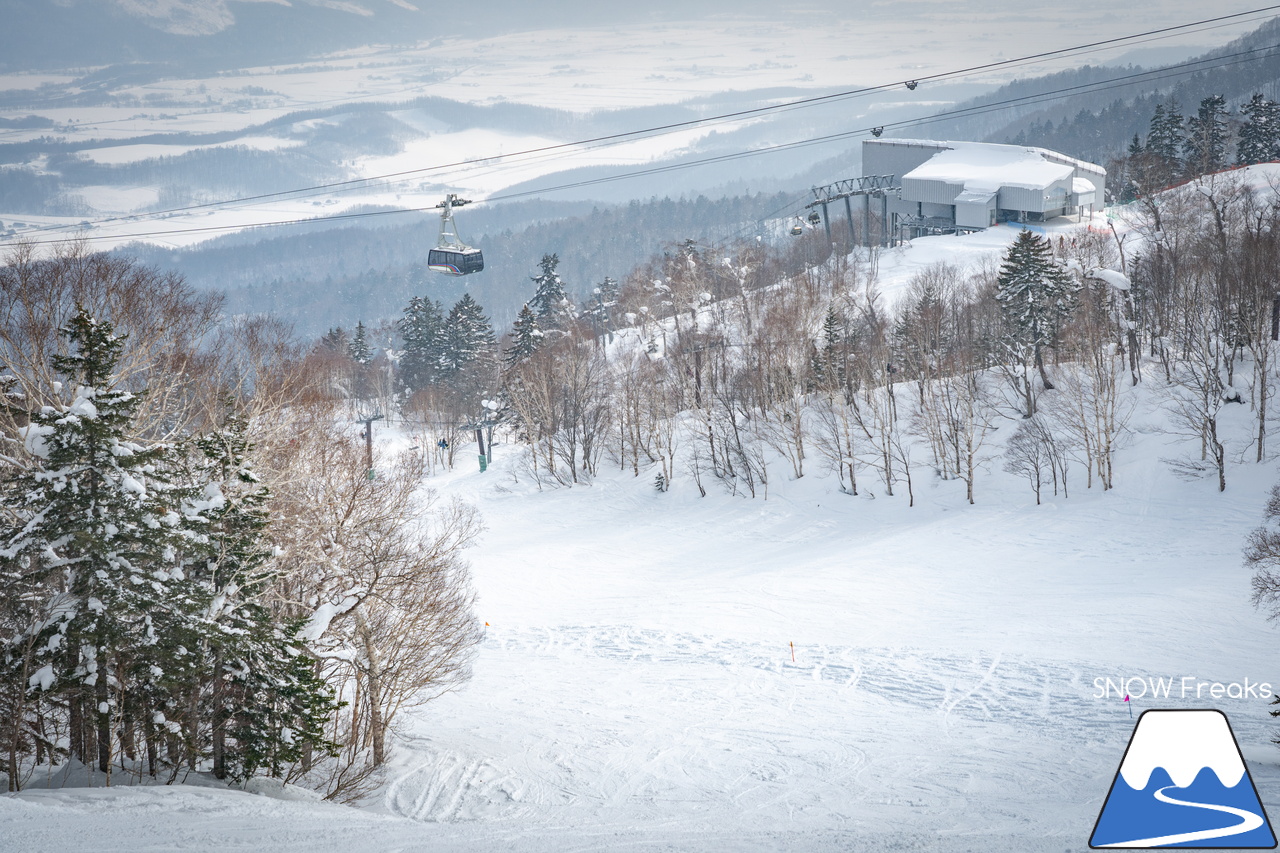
[5,0,1271,84]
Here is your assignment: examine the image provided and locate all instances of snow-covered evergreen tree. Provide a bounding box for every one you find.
[1112,134,1145,202]
[1145,102,1184,184]
[348,321,371,364]
[0,309,189,776]
[187,420,337,782]
[0,311,337,784]
[583,276,619,343]
[440,294,496,376]
[528,253,571,327]
[504,304,543,367]
[399,296,445,393]
[996,230,1079,403]
[1184,94,1229,177]
[811,306,846,390]
[1238,93,1280,166]
[318,327,349,355]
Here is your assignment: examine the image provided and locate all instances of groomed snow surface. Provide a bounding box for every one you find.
[5,367,1280,852]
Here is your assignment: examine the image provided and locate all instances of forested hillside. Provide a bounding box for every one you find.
[965,19,1280,164]
[143,192,797,336]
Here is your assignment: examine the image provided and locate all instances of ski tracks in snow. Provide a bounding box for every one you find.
[384,624,1123,835]
[386,747,529,822]
[491,625,1088,726]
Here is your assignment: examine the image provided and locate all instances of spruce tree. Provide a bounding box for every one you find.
[1238,93,1280,166]
[1184,94,1229,178]
[0,309,187,775]
[399,296,445,393]
[318,327,348,354]
[348,321,371,364]
[189,421,337,782]
[528,253,570,326]
[1145,102,1185,185]
[0,312,339,784]
[811,306,845,389]
[440,294,496,376]
[583,276,619,342]
[996,230,1079,400]
[505,304,543,366]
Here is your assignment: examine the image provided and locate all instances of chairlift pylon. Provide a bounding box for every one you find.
[428,194,484,276]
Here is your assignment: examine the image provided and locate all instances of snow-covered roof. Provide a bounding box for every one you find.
[954,189,997,205]
[901,141,1075,192]
[1073,177,1097,195]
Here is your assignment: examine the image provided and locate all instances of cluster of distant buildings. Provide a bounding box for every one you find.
[853,139,1106,240]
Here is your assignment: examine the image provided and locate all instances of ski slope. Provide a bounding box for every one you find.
[5,372,1280,852]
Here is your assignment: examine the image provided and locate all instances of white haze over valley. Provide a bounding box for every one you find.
[0,1,1263,250]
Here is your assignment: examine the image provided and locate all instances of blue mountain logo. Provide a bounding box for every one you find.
[1091,709,1277,848]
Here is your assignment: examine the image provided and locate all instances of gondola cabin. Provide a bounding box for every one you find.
[430,193,484,276]
[428,246,484,275]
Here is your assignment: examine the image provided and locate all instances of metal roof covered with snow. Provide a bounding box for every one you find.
[900,141,1075,192]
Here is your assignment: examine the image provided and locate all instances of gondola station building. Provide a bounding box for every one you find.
[862,138,1106,238]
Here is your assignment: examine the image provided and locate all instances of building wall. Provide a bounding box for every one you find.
[862,140,947,184]
[901,176,964,206]
[998,176,1073,215]
[886,197,916,221]
[884,198,954,222]
[1041,150,1107,202]
[956,199,997,229]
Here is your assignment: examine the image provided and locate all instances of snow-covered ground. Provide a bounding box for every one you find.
[5,366,1280,851]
